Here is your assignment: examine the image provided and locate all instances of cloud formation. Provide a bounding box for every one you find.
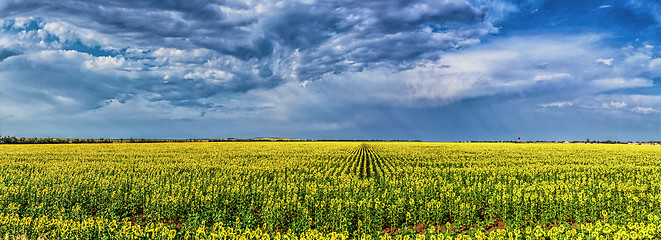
[0,0,660,140]
[0,0,500,114]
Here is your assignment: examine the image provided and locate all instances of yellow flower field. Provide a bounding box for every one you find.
[1,142,660,239]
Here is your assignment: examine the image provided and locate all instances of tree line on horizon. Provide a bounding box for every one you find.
[0,135,656,144]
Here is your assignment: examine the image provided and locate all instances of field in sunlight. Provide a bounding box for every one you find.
[1,142,661,239]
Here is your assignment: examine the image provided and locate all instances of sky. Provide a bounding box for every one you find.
[0,0,659,141]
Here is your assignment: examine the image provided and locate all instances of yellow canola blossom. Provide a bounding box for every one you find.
[0,142,661,239]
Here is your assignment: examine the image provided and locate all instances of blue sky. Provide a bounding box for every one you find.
[0,0,659,141]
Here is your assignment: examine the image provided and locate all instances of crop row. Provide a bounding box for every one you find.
[328,144,397,178]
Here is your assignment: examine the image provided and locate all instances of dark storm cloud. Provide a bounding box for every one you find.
[0,0,493,110]
[0,49,18,61]
[1,0,488,61]
[264,0,490,78]
[0,1,257,51]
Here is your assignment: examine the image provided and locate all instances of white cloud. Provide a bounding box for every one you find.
[262,34,659,108]
[590,78,653,91]
[631,106,661,114]
[604,101,627,109]
[24,49,90,64]
[548,94,661,116]
[84,56,127,70]
[534,73,571,81]
[378,34,622,103]
[596,58,614,66]
[150,48,213,62]
[42,21,118,49]
[542,101,573,108]
[651,58,661,75]
[53,95,78,105]
[184,69,235,84]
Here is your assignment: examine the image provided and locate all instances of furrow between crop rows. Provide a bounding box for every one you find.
[331,143,391,178]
